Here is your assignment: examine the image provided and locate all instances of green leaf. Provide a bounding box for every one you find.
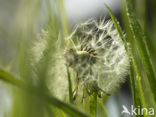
[58,0,70,37]
[125,0,156,102]
[0,68,24,87]
[105,5,124,41]
[129,61,142,109]
[105,4,129,57]
[0,68,89,117]
[106,4,153,117]
[131,59,148,117]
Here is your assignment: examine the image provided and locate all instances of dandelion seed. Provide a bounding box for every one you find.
[65,18,129,98]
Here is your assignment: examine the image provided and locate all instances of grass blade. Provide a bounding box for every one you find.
[129,61,142,109]
[105,5,124,41]
[0,68,89,117]
[0,68,24,87]
[105,4,129,57]
[131,59,148,117]
[106,5,153,117]
[125,0,156,101]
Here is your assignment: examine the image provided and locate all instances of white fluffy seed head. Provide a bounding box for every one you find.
[31,18,129,100]
[65,18,129,93]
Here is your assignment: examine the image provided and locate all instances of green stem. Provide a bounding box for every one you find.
[67,66,73,104]
[90,92,97,117]
[83,86,90,114]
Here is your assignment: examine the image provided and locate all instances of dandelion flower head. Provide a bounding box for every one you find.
[65,18,129,93]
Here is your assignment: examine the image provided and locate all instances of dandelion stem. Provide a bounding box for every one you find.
[90,92,97,117]
[67,66,73,104]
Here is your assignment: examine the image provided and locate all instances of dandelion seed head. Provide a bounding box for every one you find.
[65,18,129,93]
[32,18,129,100]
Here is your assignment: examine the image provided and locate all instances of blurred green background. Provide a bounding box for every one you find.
[0,0,156,117]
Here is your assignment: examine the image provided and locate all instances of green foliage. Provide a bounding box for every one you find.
[0,0,156,117]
